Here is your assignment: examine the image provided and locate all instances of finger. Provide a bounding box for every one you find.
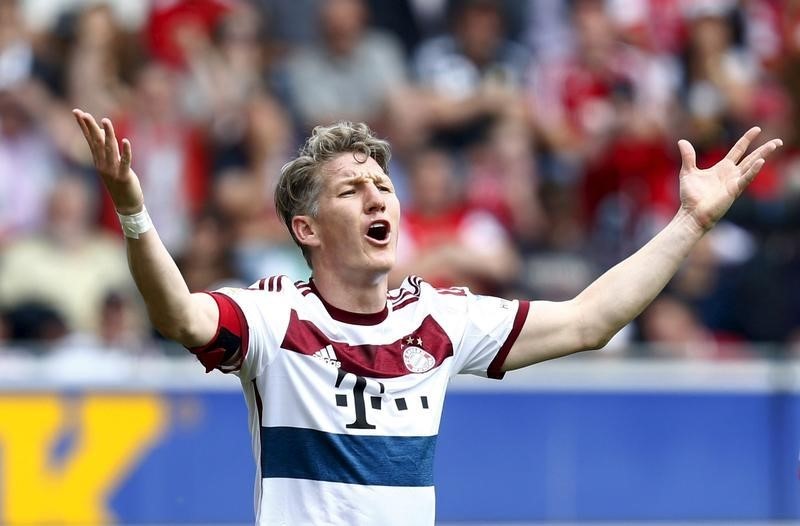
[725,126,761,163]
[72,109,93,144]
[81,111,105,146]
[738,138,783,174]
[120,138,133,173]
[737,158,765,194]
[73,110,106,164]
[102,118,120,162]
[678,139,696,171]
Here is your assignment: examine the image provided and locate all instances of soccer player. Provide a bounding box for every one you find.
[73,108,781,525]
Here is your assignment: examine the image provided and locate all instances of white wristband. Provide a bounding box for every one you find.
[117,206,153,239]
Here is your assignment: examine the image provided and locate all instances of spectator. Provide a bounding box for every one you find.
[63,3,141,119]
[96,290,148,351]
[145,0,232,69]
[0,175,131,335]
[528,0,679,265]
[606,0,687,54]
[638,294,723,359]
[529,0,675,165]
[96,61,210,254]
[213,166,308,283]
[176,1,293,178]
[392,148,519,294]
[0,0,33,90]
[283,0,409,132]
[178,1,269,121]
[678,1,758,144]
[413,0,530,148]
[176,210,240,292]
[638,285,754,360]
[0,88,63,243]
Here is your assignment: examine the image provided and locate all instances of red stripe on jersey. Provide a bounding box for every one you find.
[281,310,453,378]
[258,278,266,290]
[188,292,249,373]
[487,300,530,379]
[436,287,467,296]
[390,290,415,306]
[393,297,419,311]
[268,276,276,292]
[275,276,283,292]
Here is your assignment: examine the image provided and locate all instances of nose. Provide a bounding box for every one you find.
[364,184,386,214]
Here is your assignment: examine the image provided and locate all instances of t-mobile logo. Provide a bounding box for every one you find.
[334,369,384,429]
[333,369,431,430]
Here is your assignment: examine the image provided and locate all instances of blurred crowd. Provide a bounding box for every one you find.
[1,0,800,359]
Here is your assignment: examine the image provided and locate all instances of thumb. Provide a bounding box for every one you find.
[678,139,697,172]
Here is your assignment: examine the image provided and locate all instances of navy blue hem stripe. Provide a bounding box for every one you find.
[261,426,436,487]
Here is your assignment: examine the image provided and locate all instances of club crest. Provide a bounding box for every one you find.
[402,346,435,373]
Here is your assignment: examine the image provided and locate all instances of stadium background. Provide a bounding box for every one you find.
[1,0,800,523]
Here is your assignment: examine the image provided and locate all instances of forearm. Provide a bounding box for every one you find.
[574,210,705,348]
[71,109,219,347]
[125,227,217,347]
[424,92,497,128]
[505,127,781,370]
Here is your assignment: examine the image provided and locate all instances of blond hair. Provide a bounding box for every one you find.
[275,122,391,267]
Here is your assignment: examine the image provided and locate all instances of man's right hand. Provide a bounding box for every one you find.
[73,109,145,215]
[73,108,219,349]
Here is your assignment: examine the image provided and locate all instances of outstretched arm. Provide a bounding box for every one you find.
[73,109,217,347]
[503,127,783,370]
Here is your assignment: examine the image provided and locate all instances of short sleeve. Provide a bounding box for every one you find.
[221,285,293,381]
[451,292,530,379]
[188,279,293,381]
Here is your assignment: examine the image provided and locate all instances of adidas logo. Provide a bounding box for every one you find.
[312,345,341,368]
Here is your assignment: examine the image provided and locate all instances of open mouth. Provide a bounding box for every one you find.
[366,220,390,243]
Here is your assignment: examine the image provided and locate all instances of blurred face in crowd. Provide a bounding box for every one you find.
[639,296,710,357]
[0,0,21,48]
[98,292,142,348]
[78,4,116,48]
[690,15,732,56]
[46,176,94,242]
[573,0,616,65]
[135,62,178,119]
[0,92,32,137]
[409,149,458,216]
[299,152,400,279]
[455,2,504,65]
[217,3,263,70]
[320,0,367,55]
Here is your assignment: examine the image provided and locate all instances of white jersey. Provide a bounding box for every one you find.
[213,275,529,526]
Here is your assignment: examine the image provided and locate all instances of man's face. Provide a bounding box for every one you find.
[304,152,400,279]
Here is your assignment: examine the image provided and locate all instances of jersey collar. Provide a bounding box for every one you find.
[308,279,389,325]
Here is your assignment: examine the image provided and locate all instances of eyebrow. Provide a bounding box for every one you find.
[336,173,390,186]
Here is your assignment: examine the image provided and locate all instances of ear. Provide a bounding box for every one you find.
[291,215,321,248]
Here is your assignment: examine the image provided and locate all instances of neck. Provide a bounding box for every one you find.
[311,269,388,314]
